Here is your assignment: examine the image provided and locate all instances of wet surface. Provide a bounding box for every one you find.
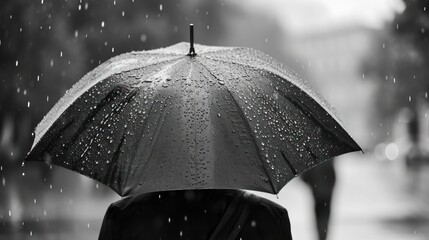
[2,155,429,239]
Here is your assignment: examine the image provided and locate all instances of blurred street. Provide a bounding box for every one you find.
[263,153,429,240]
[1,154,429,239]
[330,155,429,240]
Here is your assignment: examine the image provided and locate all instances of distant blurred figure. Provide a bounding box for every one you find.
[301,159,336,240]
[403,106,429,194]
[99,189,292,240]
[404,107,427,168]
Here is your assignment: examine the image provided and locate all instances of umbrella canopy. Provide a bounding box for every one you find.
[26,35,361,196]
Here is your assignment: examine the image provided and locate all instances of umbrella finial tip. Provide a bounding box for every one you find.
[188,24,196,57]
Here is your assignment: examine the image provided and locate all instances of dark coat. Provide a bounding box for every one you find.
[98,189,292,240]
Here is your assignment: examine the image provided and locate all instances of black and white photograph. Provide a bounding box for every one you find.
[1,0,428,239]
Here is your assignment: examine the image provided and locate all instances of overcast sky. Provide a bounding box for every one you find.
[236,0,405,35]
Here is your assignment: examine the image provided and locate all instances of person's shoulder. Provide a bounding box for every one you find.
[109,192,158,210]
[243,192,289,216]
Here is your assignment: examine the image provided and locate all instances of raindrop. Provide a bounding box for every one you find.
[168,217,171,223]
[101,21,105,28]
[27,101,30,108]
[180,231,183,237]
[30,231,32,236]
[46,96,49,102]
[111,47,115,53]
[251,220,256,227]
[217,113,221,117]
[2,177,5,187]
[140,34,147,42]
[41,0,43,4]
[122,11,125,17]
[50,59,54,67]
[159,4,163,11]
[87,223,90,228]
[409,96,412,102]
[60,51,63,57]
[78,4,81,10]
[15,60,18,67]
[8,210,11,217]
[74,30,79,38]
[393,78,396,83]
[34,199,37,204]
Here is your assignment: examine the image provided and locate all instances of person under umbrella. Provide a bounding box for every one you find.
[26,25,361,239]
[99,189,292,240]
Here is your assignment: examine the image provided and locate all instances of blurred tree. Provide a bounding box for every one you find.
[363,0,429,138]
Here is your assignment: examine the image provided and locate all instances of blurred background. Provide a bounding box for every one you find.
[1,0,429,239]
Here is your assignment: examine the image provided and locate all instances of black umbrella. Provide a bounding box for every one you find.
[26,25,361,196]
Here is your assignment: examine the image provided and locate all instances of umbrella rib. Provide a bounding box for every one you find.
[202,55,331,114]
[280,150,298,176]
[269,76,360,151]
[197,62,278,194]
[225,90,278,194]
[128,59,187,187]
[125,96,157,187]
[104,134,126,193]
[33,56,183,149]
[201,58,359,151]
[63,86,127,168]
